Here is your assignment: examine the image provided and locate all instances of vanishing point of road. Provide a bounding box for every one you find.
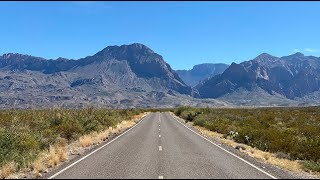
[47,112,280,179]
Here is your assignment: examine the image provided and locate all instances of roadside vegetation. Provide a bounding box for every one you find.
[173,106,320,173]
[0,108,145,178]
[1,106,320,177]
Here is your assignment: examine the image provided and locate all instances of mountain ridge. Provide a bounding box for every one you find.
[1,45,320,108]
[0,43,208,109]
[196,52,320,101]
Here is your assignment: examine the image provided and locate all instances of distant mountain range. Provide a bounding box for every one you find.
[1,43,320,108]
[0,43,222,109]
[175,63,229,87]
[196,52,320,105]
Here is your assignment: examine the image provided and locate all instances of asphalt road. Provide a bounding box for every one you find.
[49,112,277,179]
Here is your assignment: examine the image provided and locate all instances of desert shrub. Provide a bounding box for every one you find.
[0,127,40,168]
[174,106,320,172]
[174,106,193,116]
[204,117,233,135]
[193,117,206,127]
[55,114,82,141]
[180,111,197,122]
[302,161,320,172]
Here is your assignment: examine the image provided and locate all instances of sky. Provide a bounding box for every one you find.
[0,1,320,70]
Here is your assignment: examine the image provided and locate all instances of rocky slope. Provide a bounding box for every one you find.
[0,44,196,96]
[0,43,220,109]
[176,63,228,87]
[196,52,320,105]
[1,44,320,108]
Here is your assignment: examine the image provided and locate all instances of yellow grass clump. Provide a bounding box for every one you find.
[31,153,47,174]
[79,135,94,147]
[0,162,17,179]
[47,138,68,168]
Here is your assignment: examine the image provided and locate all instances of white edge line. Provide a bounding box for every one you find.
[170,114,277,179]
[48,113,150,179]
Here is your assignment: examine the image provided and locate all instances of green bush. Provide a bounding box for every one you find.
[174,106,190,116]
[193,117,206,127]
[0,128,40,168]
[302,161,320,172]
[180,111,195,122]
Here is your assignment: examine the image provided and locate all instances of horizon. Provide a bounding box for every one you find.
[1,1,320,70]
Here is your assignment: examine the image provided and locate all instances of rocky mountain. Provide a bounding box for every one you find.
[0,44,197,95]
[175,63,229,87]
[2,44,320,108]
[0,43,225,109]
[196,52,320,103]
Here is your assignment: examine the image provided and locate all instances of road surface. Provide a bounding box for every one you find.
[48,112,277,179]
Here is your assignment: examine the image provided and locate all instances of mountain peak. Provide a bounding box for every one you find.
[121,43,155,54]
[126,43,153,50]
[94,43,155,58]
[252,53,278,63]
[255,53,276,59]
[1,53,30,60]
[56,57,70,61]
[281,52,306,60]
[291,52,304,57]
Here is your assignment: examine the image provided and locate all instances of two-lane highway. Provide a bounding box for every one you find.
[49,112,276,179]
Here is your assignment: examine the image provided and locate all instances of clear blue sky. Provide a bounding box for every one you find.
[1,1,320,70]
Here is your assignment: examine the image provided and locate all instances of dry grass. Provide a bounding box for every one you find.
[78,130,110,148]
[194,125,302,172]
[114,121,135,132]
[47,138,68,168]
[31,153,46,174]
[0,162,17,179]
[79,134,95,148]
[96,128,111,142]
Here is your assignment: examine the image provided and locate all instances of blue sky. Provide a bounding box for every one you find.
[1,1,320,70]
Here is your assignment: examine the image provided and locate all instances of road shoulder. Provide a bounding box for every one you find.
[41,112,150,179]
[168,112,319,179]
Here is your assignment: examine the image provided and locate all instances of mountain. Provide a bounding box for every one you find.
[0,44,197,95]
[2,45,320,108]
[196,52,320,103]
[175,63,229,87]
[1,43,228,109]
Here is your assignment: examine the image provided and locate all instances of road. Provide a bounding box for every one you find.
[48,112,277,179]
